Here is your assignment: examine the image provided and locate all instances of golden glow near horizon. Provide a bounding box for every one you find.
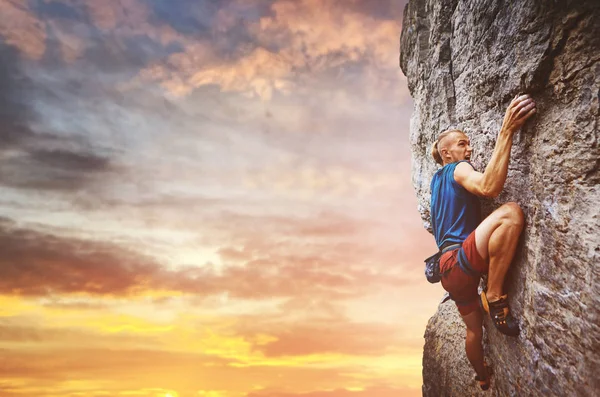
[0,1,438,396]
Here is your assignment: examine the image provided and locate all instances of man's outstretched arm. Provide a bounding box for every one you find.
[455,94,536,198]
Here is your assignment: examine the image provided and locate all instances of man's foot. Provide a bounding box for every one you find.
[480,292,520,336]
[475,362,493,391]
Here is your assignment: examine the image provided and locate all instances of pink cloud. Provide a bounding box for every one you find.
[0,215,418,301]
[0,0,47,59]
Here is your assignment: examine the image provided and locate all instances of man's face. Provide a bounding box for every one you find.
[440,132,472,164]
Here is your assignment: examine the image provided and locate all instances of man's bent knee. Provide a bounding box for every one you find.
[475,202,524,260]
[500,202,524,228]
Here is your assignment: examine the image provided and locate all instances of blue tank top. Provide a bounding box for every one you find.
[430,160,481,248]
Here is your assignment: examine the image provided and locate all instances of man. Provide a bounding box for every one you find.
[429,94,536,390]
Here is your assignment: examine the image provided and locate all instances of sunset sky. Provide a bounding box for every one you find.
[0,1,440,396]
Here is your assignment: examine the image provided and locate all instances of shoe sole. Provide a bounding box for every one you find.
[480,291,490,314]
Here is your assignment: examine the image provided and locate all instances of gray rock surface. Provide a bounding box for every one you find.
[400,1,599,396]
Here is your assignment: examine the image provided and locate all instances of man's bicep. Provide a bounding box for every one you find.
[454,162,487,196]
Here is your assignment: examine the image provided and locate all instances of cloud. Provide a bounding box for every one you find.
[0,294,425,394]
[203,208,432,272]
[242,321,420,357]
[0,42,37,146]
[0,318,160,348]
[0,344,418,397]
[0,346,236,384]
[0,215,413,300]
[243,163,403,198]
[85,0,153,31]
[146,0,275,42]
[29,149,110,172]
[0,217,161,296]
[0,0,183,71]
[0,41,118,193]
[127,0,404,99]
[0,148,112,191]
[160,255,408,301]
[0,0,411,205]
[0,0,47,60]
[0,303,420,394]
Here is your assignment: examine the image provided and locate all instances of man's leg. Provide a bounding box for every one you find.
[474,202,524,301]
[461,309,486,379]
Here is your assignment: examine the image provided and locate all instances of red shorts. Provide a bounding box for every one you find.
[439,230,489,315]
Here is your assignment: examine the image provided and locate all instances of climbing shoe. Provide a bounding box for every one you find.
[475,362,493,391]
[480,293,520,337]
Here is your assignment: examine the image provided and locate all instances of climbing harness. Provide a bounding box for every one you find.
[424,241,481,284]
[423,242,461,283]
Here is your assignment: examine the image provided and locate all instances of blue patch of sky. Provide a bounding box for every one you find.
[147,0,236,37]
[148,0,274,34]
[72,33,183,76]
[148,0,278,58]
[33,21,185,80]
[29,0,84,20]
[149,0,214,36]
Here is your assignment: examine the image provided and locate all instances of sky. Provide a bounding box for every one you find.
[0,1,440,396]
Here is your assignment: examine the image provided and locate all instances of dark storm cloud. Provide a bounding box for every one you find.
[0,149,111,191]
[29,149,110,172]
[0,40,115,191]
[0,217,162,296]
[0,42,37,146]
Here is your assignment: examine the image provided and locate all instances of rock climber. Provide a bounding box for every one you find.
[429,94,536,390]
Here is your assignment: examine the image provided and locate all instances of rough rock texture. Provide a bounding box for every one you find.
[400,1,599,396]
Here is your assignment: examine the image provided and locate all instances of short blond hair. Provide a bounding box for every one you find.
[431,129,465,165]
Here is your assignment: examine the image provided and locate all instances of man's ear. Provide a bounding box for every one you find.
[440,147,449,160]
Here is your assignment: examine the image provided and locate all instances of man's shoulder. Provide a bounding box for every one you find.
[453,161,476,179]
[452,161,480,194]
[454,160,475,170]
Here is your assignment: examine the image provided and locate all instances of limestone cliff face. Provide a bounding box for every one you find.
[399,1,599,396]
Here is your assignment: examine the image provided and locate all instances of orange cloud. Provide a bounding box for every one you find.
[0,342,421,396]
[0,319,163,350]
[129,0,402,99]
[0,347,236,394]
[239,321,419,358]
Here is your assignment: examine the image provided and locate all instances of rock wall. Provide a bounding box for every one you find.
[399,1,599,396]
